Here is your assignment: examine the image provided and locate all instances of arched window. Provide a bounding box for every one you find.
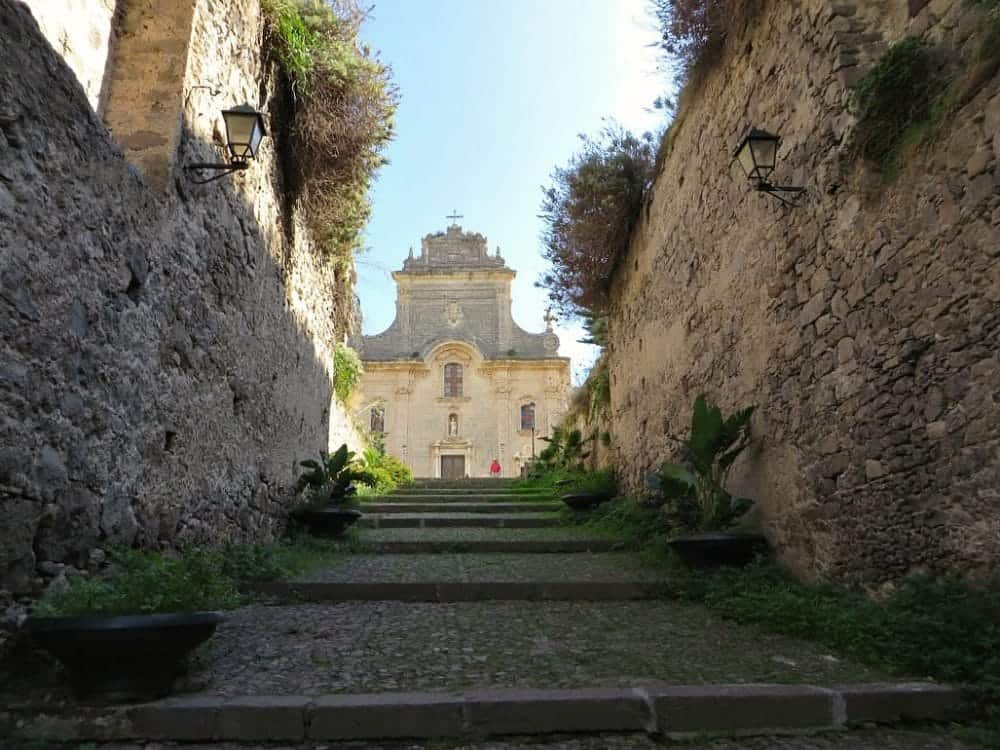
[443,363,463,397]
[370,406,385,434]
[520,403,535,431]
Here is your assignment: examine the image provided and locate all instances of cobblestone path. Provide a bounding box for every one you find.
[90,730,979,750]
[10,480,969,747]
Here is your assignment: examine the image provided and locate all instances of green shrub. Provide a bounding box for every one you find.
[361,446,413,495]
[586,361,611,423]
[539,123,656,317]
[851,37,945,178]
[529,427,589,478]
[261,0,397,265]
[646,395,755,533]
[296,443,376,509]
[333,343,363,403]
[565,468,618,497]
[32,548,241,617]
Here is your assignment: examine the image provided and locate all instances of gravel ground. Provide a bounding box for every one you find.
[183,600,885,695]
[295,554,659,583]
[81,729,978,750]
[358,528,613,543]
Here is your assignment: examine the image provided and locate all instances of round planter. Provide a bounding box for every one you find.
[298,507,362,538]
[561,491,613,511]
[26,611,224,702]
[668,532,768,568]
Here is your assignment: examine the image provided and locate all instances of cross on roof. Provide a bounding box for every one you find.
[446,210,463,225]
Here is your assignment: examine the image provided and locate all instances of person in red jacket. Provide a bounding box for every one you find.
[489,459,501,477]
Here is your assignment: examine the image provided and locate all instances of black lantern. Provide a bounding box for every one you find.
[184,103,267,184]
[733,127,804,206]
[221,104,267,161]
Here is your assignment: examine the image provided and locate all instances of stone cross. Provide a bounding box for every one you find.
[543,307,556,331]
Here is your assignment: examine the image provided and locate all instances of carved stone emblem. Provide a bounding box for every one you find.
[446,300,463,327]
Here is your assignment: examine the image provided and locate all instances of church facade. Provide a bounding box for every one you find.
[351,223,571,478]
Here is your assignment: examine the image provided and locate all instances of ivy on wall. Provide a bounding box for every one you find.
[333,342,363,404]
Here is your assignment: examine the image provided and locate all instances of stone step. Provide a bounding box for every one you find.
[362,502,562,513]
[294,553,659,584]
[244,580,672,602]
[366,539,618,553]
[5,683,964,742]
[359,514,562,529]
[394,486,549,493]
[380,493,558,502]
[407,481,525,489]
[356,527,617,553]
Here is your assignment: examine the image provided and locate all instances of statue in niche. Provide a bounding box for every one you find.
[448,413,459,437]
[370,406,385,434]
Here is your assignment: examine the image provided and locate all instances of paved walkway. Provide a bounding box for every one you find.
[87,731,979,749]
[7,480,968,746]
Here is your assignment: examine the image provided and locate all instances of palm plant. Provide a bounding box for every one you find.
[296,443,376,510]
[647,395,755,533]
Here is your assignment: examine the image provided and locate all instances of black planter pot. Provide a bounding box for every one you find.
[298,507,362,537]
[26,611,223,702]
[561,491,613,511]
[668,532,768,568]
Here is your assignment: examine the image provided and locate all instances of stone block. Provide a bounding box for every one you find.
[649,685,835,733]
[128,696,225,740]
[309,692,465,739]
[464,687,649,735]
[216,696,308,740]
[839,683,966,723]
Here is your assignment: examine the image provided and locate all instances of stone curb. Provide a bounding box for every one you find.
[363,502,562,513]
[360,515,562,529]
[242,580,673,603]
[3,683,966,742]
[379,494,555,502]
[363,539,619,553]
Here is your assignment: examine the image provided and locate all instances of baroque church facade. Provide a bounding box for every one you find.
[351,223,571,478]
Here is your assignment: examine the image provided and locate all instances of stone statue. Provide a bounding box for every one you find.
[448,413,459,437]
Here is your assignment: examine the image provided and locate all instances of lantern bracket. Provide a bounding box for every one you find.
[753,181,805,207]
[183,161,250,184]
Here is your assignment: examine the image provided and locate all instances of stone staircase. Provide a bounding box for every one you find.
[360,480,564,529]
[4,479,965,746]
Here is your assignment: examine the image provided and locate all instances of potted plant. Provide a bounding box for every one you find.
[646,395,767,567]
[561,468,617,511]
[26,547,238,702]
[295,443,376,537]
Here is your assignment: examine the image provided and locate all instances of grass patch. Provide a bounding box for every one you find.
[568,496,1000,744]
[221,533,359,581]
[31,547,242,617]
[30,534,363,617]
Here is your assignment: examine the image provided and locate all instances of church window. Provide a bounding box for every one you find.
[520,403,535,431]
[444,363,463,397]
[370,406,385,434]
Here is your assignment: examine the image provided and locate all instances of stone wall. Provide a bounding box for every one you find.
[18,0,118,114]
[607,0,999,585]
[0,0,361,609]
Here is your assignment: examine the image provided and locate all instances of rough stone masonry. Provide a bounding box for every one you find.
[0,0,360,618]
[606,0,1000,585]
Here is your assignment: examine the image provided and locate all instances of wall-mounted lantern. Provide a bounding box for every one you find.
[184,104,267,184]
[733,128,804,207]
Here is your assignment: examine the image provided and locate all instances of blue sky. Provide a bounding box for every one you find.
[356,0,669,383]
